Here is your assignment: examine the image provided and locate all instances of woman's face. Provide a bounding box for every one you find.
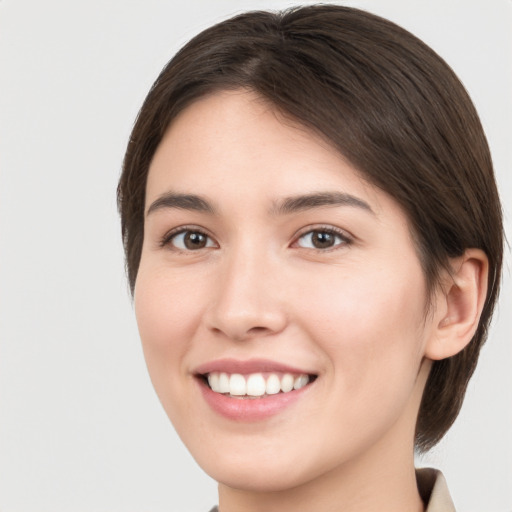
[135,90,439,491]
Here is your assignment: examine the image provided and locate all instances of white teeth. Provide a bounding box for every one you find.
[294,374,309,390]
[280,373,294,393]
[246,373,266,396]
[206,371,311,397]
[218,372,230,393]
[207,373,220,392]
[266,374,281,395]
[229,374,247,395]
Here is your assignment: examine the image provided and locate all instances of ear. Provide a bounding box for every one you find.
[425,249,489,361]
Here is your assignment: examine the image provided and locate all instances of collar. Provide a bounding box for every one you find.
[416,468,456,511]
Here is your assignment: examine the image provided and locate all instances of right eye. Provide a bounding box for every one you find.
[163,229,217,251]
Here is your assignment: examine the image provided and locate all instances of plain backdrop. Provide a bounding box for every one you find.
[0,1,510,511]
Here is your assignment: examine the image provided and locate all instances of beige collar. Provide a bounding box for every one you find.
[417,468,456,511]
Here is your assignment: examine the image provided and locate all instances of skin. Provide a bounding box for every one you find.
[134,90,487,512]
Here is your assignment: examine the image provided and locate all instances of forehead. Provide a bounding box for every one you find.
[146,90,400,222]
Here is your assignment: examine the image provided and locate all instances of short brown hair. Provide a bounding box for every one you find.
[118,5,503,451]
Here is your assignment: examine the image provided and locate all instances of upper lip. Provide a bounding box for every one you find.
[193,358,315,376]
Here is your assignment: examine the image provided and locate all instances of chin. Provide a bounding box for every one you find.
[185,434,334,493]
[204,459,309,492]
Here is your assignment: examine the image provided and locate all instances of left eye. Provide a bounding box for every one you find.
[168,230,216,250]
[296,229,348,250]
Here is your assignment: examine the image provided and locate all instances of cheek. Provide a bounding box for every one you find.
[298,262,427,395]
[135,262,206,346]
[133,264,206,402]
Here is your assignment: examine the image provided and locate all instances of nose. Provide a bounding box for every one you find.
[205,248,288,342]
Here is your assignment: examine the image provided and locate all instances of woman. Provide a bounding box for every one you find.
[118,5,503,511]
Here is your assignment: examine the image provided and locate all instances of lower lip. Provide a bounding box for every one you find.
[197,378,312,421]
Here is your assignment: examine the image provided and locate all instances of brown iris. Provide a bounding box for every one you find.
[183,231,208,250]
[311,231,336,249]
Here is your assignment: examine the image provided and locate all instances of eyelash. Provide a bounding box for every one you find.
[159,225,353,252]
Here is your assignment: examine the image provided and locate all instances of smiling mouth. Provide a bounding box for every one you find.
[199,372,317,399]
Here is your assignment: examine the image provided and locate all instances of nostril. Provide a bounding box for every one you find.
[247,326,271,335]
[206,304,288,342]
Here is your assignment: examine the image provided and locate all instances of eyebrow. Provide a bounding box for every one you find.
[271,192,374,216]
[146,192,216,216]
[146,190,374,217]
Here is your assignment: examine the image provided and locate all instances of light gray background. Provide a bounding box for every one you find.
[0,1,510,511]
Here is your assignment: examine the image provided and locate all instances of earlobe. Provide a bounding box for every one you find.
[425,249,489,361]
